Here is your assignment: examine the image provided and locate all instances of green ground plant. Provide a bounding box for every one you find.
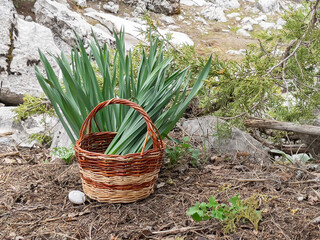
[165,137,200,167]
[187,194,262,234]
[13,94,54,122]
[51,146,75,164]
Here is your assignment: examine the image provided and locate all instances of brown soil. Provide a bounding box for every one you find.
[13,0,36,20]
[1,144,320,240]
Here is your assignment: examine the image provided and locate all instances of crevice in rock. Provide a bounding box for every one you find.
[5,22,21,76]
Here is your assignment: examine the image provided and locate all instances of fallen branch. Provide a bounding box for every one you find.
[0,151,19,158]
[225,178,269,182]
[244,117,320,136]
[152,226,203,235]
[0,132,13,138]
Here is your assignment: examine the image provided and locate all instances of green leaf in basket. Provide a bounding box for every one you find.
[35,29,212,155]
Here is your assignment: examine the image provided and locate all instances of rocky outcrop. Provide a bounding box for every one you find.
[0,1,60,105]
[84,9,194,49]
[34,0,114,47]
[122,0,180,15]
[181,116,269,162]
[0,106,59,147]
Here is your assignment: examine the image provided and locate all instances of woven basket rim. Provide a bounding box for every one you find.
[74,130,165,161]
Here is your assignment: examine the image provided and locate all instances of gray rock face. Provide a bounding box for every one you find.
[0,106,60,147]
[34,0,114,47]
[0,0,17,103]
[50,121,73,150]
[122,0,180,15]
[0,12,60,105]
[181,116,268,162]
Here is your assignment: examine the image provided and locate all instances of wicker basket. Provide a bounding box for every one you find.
[74,98,165,203]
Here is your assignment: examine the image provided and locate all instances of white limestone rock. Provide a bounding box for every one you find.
[236,28,250,37]
[160,16,175,25]
[103,2,119,14]
[227,49,246,56]
[0,106,60,147]
[242,24,253,31]
[1,17,60,105]
[75,0,87,8]
[85,10,194,48]
[255,14,268,22]
[0,0,16,90]
[241,17,258,25]
[208,0,240,9]
[201,6,227,22]
[34,0,114,47]
[256,0,280,13]
[227,12,240,18]
[180,0,208,6]
[259,21,276,30]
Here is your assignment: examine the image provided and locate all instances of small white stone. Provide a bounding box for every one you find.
[259,21,275,30]
[242,24,253,31]
[255,14,268,22]
[297,196,304,202]
[227,12,240,18]
[68,190,86,204]
[236,28,251,37]
[25,16,33,22]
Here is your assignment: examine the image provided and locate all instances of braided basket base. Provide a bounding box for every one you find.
[79,165,160,203]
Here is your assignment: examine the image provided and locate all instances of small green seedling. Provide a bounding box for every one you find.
[187,194,262,233]
[165,137,200,167]
[51,146,75,164]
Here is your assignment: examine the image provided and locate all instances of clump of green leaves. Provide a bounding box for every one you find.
[51,146,75,164]
[187,194,262,234]
[13,94,54,122]
[35,30,212,155]
[165,137,200,167]
[29,133,52,147]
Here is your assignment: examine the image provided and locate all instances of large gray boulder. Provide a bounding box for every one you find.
[181,116,269,162]
[34,0,114,47]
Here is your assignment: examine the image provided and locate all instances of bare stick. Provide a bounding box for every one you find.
[0,132,13,138]
[244,117,320,136]
[0,151,19,158]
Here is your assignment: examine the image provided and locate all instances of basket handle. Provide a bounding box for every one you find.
[78,98,163,155]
